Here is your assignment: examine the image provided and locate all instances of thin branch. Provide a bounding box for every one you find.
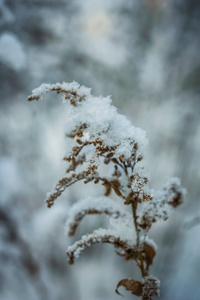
[132,200,146,277]
[45,172,87,208]
[66,198,130,236]
[67,229,137,265]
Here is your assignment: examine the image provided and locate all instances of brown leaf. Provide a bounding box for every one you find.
[119,155,125,162]
[106,152,114,158]
[116,279,143,296]
[113,187,122,197]
[143,243,156,268]
[126,191,135,203]
[104,184,112,196]
[168,190,182,207]
[111,180,122,197]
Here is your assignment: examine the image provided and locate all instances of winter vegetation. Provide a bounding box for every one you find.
[28,82,185,299]
[1,1,200,300]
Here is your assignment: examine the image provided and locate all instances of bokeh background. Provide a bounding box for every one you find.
[0,0,200,299]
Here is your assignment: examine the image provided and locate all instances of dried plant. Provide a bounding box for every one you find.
[28,82,185,299]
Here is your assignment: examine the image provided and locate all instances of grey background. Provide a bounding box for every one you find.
[0,1,200,299]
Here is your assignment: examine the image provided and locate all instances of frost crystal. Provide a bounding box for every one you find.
[142,276,160,300]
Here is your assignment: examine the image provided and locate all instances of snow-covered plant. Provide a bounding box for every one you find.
[28,82,185,299]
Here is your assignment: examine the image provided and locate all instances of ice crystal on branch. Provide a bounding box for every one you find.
[28,81,186,299]
[138,177,185,232]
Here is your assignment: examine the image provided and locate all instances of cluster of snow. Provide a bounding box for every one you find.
[67,228,134,261]
[138,177,185,229]
[30,81,91,101]
[154,177,185,208]
[29,81,148,162]
[65,196,133,240]
[131,166,153,200]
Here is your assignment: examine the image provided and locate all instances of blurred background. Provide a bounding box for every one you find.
[0,0,200,299]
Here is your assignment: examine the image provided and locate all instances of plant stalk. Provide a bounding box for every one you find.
[132,201,146,277]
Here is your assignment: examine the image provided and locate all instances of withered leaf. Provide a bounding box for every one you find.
[116,279,143,296]
[107,152,114,158]
[126,191,135,203]
[104,184,112,196]
[143,243,156,267]
[113,187,122,197]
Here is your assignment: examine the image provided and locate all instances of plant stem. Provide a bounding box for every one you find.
[132,202,139,246]
[132,201,146,277]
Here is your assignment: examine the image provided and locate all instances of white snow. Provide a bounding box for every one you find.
[67,228,134,260]
[29,81,148,164]
[65,196,133,239]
